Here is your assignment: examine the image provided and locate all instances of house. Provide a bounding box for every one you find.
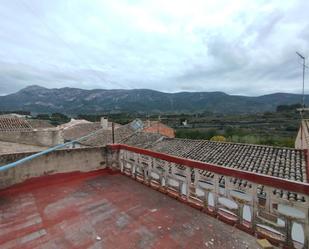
[0,114,61,149]
[58,118,92,130]
[61,122,102,142]
[61,117,122,147]
[0,114,32,132]
[77,122,137,147]
[142,120,175,138]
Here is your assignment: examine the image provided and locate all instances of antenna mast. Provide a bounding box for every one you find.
[296,52,306,109]
[296,52,308,149]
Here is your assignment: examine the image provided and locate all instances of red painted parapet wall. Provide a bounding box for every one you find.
[108,144,309,195]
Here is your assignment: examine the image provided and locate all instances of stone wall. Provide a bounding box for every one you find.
[0,146,107,189]
[0,129,63,147]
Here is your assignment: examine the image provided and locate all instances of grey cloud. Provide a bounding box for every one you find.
[0,62,124,93]
[0,0,309,96]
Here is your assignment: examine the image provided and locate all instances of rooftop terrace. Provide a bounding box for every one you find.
[0,169,260,249]
[0,141,308,248]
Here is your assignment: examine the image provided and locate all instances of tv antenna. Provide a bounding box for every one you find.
[296,52,309,115]
[296,51,308,149]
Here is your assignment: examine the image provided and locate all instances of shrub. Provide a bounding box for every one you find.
[210,135,226,142]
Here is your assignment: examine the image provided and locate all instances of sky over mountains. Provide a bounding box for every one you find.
[0,0,308,95]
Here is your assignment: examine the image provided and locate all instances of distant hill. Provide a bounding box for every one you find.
[0,85,307,114]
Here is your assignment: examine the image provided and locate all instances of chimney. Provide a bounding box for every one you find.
[101,117,108,129]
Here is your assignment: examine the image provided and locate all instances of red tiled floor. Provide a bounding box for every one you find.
[0,169,260,249]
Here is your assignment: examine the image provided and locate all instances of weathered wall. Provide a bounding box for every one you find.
[0,129,63,147]
[0,141,47,155]
[0,146,107,189]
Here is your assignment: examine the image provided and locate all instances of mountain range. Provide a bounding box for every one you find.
[0,85,307,114]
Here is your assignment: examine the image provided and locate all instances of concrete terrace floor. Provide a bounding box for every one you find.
[0,169,261,249]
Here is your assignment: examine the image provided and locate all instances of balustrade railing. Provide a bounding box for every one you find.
[108,144,309,249]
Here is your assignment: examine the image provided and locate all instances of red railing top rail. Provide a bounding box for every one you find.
[108,144,309,195]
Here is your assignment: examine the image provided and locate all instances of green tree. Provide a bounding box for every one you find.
[210,135,226,142]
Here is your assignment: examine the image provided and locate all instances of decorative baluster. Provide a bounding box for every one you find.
[251,183,258,231]
[111,147,309,249]
[213,174,219,214]
[304,223,309,249]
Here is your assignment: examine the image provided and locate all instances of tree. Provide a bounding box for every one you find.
[36,113,50,120]
[50,113,70,125]
[276,103,301,112]
[210,135,226,142]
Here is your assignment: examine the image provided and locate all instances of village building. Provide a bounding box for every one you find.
[0,115,57,154]
[142,120,175,138]
[0,114,33,132]
[63,118,174,148]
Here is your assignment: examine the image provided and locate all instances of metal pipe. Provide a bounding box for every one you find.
[0,128,104,172]
[303,57,306,107]
[296,51,306,107]
[112,122,115,144]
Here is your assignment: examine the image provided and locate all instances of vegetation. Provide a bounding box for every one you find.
[50,113,70,126]
[276,103,302,112]
[172,105,302,148]
[32,113,70,126]
[77,113,135,125]
[176,129,217,140]
[176,128,295,147]
[0,110,31,115]
[0,103,301,148]
[210,135,226,142]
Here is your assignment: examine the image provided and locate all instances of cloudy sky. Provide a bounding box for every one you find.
[0,0,308,95]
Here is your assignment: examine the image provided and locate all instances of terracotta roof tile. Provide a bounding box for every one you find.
[148,138,307,201]
[63,122,102,141]
[0,116,32,131]
[27,119,54,129]
[149,138,307,183]
[122,132,164,148]
[79,124,135,146]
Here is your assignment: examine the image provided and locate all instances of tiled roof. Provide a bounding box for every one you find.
[147,138,308,201]
[79,124,135,146]
[142,120,175,138]
[63,122,102,141]
[0,116,32,132]
[58,119,91,129]
[142,120,173,132]
[149,138,307,183]
[122,132,164,148]
[27,119,54,129]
